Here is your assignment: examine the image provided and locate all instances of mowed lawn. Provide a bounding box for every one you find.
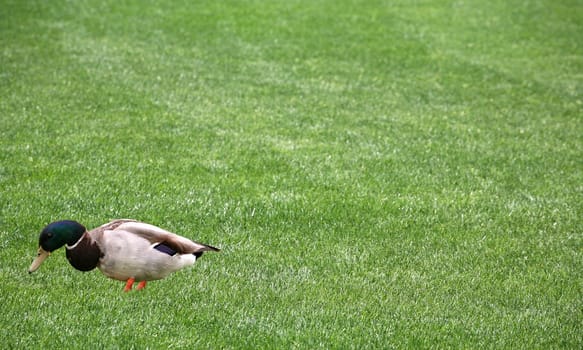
[1,0,581,348]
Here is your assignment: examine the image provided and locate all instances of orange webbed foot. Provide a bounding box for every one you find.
[136,281,147,290]
[124,278,135,292]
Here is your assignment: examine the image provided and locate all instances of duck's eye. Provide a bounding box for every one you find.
[47,233,53,238]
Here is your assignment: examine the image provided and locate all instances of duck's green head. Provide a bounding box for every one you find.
[28,220,86,273]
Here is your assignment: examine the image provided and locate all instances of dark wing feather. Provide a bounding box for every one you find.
[153,243,177,256]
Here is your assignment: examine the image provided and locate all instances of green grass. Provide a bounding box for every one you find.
[1,0,581,348]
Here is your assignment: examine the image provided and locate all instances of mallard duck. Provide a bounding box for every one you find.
[28,219,220,292]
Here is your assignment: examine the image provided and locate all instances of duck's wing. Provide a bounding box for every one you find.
[103,220,220,255]
[87,219,137,245]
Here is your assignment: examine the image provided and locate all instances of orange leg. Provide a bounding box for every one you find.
[124,278,135,292]
[136,280,147,290]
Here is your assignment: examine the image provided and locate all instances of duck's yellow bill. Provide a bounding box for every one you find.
[28,248,50,273]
